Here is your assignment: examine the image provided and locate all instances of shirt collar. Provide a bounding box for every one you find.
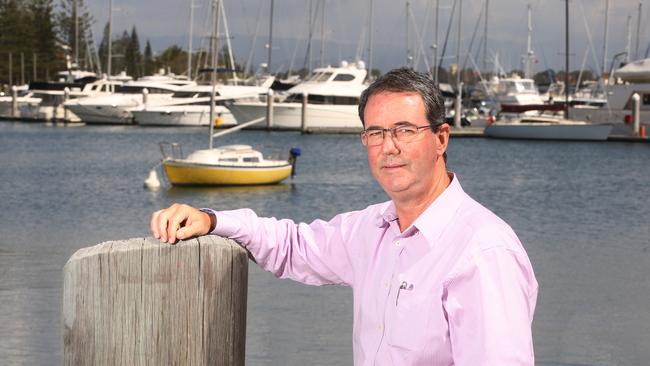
[413,173,465,246]
[375,173,466,244]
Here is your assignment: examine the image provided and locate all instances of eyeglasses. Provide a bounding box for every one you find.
[360,123,438,146]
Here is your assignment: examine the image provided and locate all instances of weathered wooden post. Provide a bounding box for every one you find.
[301,92,308,133]
[63,236,248,365]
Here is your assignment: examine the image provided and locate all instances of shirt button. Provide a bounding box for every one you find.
[395,241,400,247]
[384,282,389,289]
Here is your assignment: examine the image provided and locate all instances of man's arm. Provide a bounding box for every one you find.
[444,246,538,365]
[150,203,356,286]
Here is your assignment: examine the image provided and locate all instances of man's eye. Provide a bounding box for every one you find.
[396,126,417,135]
[366,130,383,137]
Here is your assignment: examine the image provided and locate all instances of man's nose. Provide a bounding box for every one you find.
[380,131,400,154]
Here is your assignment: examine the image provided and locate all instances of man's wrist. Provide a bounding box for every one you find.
[200,209,217,233]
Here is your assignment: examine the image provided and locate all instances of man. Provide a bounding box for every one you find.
[151,68,538,365]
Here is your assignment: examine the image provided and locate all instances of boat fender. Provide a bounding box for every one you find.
[289,147,302,178]
[144,168,161,190]
[624,114,633,124]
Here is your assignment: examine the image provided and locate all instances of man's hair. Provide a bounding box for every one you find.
[358,67,448,162]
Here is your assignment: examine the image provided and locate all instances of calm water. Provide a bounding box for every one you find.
[1,121,649,365]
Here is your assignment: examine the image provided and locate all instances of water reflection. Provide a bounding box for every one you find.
[165,183,294,198]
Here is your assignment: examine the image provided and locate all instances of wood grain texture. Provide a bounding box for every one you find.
[63,236,248,365]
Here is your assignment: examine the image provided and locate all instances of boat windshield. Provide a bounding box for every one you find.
[306,72,333,82]
[115,85,174,94]
[499,80,538,95]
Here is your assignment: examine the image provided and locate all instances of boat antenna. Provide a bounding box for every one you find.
[209,0,222,149]
[564,0,569,119]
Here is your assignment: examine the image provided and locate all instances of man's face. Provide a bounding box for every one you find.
[363,91,447,199]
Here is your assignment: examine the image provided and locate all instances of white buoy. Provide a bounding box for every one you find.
[144,169,161,190]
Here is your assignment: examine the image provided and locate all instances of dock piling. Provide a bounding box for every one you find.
[63,87,70,122]
[62,236,248,365]
[301,92,308,133]
[11,86,18,118]
[266,89,274,129]
[632,93,640,136]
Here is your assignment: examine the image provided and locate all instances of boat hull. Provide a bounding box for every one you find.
[163,160,292,186]
[484,123,613,141]
[65,103,135,124]
[133,105,237,127]
[229,102,363,132]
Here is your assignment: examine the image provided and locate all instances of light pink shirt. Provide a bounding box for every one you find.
[207,174,538,365]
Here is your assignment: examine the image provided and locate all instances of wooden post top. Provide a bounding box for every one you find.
[63,236,248,366]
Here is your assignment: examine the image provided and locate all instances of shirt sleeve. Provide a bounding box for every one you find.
[203,208,357,287]
[443,246,538,365]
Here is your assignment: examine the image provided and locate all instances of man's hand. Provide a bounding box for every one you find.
[150,203,214,244]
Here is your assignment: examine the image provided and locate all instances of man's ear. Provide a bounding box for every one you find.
[436,123,450,156]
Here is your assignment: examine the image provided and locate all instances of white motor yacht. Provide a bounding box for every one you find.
[64,76,195,124]
[18,79,122,122]
[570,58,650,135]
[228,61,368,132]
[132,78,273,127]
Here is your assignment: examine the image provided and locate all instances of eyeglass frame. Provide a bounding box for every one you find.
[360,121,444,146]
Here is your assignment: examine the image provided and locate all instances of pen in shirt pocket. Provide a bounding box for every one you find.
[396,281,414,305]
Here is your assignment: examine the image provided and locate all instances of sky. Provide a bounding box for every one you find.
[81,0,649,75]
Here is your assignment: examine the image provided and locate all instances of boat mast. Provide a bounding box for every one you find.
[525,4,533,79]
[483,0,488,73]
[187,0,195,79]
[267,0,274,73]
[601,0,609,79]
[319,0,326,68]
[107,0,112,77]
[564,0,569,119]
[406,0,411,67]
[368,0,374,77]
[634,1,641,61]
[219,0,237,83]
[456,0,462,88]
[74,0,79,67]
[433,0,439,82]
[209,0,221,149]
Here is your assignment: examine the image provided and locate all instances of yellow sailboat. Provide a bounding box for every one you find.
[157,114,301,186]
[162,144,299,186]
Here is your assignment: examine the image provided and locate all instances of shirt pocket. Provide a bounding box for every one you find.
[387,288,434,351]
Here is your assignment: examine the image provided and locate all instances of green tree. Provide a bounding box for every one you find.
[143,40,154,76]
[155,45,187,75]
[30,0,61,79]
[124,26,141,78]
[97,21,110,74]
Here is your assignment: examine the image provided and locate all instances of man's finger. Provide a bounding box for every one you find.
[168,212,188,244]
[150,210,162,239]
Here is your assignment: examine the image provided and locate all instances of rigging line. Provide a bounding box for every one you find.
[407,5,430,72]
[576,0,608,95]
[466,52,495,97]
[461,2,485,71]
[302,0,319,72]
[243,2,264,75]
[437,0,458,71]
[412,0,433,69]
[287,3,312,77]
